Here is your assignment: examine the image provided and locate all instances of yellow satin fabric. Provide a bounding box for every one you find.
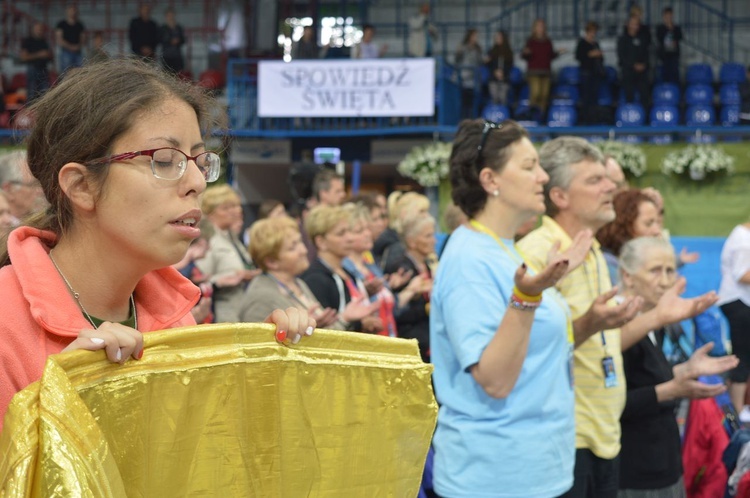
[0,324,437,497]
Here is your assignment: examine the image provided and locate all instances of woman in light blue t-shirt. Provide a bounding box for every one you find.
[430,119,586,498]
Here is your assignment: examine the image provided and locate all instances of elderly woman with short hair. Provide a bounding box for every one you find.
[196,184,259,322]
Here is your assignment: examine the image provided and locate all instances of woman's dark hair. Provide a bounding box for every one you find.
[0,57,217,266]
[462,28,478,46]
[449,119,529,218]
[596,189,656,256]
[488,30,513,63]
[257,199,284,219]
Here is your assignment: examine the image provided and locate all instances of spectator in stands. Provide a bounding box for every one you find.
[604,155,629,193]
[624,5,653,49]
[87,31,110,63]
[718,219,750,413]
[517,136,717,498]
[350,192,388,243]
[312,168,346,207]
[0,192,13,238]
[242,216,357,329]
[618,15,651,107]
[618,236,737,497]
[351,24,387,59]
[656,7,683,84]
[0,58,315,431]
[20,23,53,102]
[0,150,47,225]
[576,21,605,125]
[160,7,185,74]
[522,19,566,115]
[301,205,382,333]
[596,189,663,286]
[740,65,750,125]
[55,4,86,74]
[196,185,261,323]
[129,2,160,61]
[486,30,514,106]
[431,119,585,497]
[257,199,287,220]
[172,219,215,323]
[374,191,429,270]
[292,26,321,60]
[455,28,483,119]
[407,3,438,58]
[385,212,436,361]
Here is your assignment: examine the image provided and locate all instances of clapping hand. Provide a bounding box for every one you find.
[386,268,414,290]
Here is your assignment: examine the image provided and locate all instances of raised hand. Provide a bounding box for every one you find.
[386,268,414,290]
[679,342,739,380]
[514,259,569,298]
[679,247,700,265]
[547,229,593,275]
[580,287,643,334]
[654,277,718,325]
[364,277,385,296]
[341,298,381,323]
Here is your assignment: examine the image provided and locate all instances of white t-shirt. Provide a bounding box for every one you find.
[718,224,750,306]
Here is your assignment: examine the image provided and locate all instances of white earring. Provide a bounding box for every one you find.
[493,190,499,197]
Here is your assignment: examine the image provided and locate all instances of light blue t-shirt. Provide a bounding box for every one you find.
[430,226,575,498]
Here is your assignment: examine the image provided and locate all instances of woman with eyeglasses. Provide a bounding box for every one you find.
[0,59,314,431]
[430,119,587,497]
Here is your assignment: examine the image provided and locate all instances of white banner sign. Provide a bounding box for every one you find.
[258,58,435,118]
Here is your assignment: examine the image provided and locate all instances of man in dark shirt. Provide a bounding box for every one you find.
[160,7,185,73]
[655,7,683,84]
[20,23,53,102]
[618,15,651,108]
[55,4,86,74]
[576,21,605,124]
[129,3,160,61]
[292,26,321,60]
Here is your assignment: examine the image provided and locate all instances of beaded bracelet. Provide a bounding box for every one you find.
[509,293,542,312]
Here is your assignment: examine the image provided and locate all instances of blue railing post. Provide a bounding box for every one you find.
[729,20,734,62]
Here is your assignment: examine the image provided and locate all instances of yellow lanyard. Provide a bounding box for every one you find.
[469,219,574,345]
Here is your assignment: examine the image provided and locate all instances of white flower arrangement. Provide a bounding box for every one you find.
[397,141,452,187]
[596,141,647,178]
[661,145,735,181]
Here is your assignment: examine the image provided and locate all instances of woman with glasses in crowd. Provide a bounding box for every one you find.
[0,59,314,431]
[430,119,589,497]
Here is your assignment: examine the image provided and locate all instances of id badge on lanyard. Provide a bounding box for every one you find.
[600,332,618,388]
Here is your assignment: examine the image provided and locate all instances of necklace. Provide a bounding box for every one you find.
[49,250,137,330]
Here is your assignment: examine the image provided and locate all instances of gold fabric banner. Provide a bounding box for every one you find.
[0,324,437,497]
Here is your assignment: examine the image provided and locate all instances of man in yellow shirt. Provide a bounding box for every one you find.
[518,136,717,497]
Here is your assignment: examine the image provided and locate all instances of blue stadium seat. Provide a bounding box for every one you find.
[616,103,645,143]
[719,84,740,106]
[478,65,491,85]
[482,103,510,123]
[551,85,580,105]
[616,103,646,126]
[719,63,746,85]
[509,66,524,86]
[720,105,740,126]
[517,84,530,106]
[686,104,716,126]
[686,63,714,85]
[557,66,580,85]
[547,105,577,127]
[685,84,714,106]
[650,105,679,144]
[513,105,541,127]
[652,83,680,106]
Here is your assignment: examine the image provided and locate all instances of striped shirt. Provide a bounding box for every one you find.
[517,216,625,460]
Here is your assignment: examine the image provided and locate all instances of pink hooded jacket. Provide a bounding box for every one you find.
[0,227,199,432]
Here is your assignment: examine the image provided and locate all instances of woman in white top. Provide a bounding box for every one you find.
[718,221,750,412]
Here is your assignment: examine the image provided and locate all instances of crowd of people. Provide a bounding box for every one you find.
[11,3,186,105]
[0,17,748,498]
